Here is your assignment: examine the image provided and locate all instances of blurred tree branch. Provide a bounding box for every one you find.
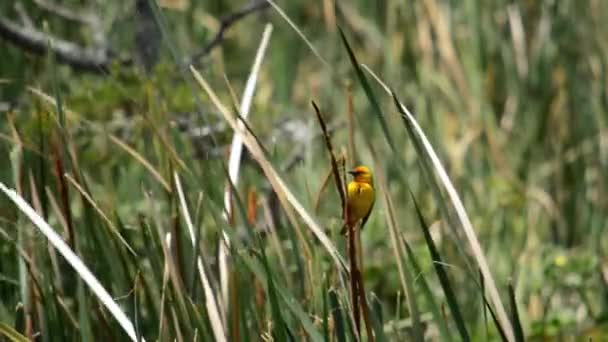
[188,0,269,65]
[0,0,125,73]
[0,16,121,73]
[32,0,98,26]
[0,0,269,74]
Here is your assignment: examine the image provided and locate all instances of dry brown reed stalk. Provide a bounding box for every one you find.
[311,101,374,341]
[311,101,346,212]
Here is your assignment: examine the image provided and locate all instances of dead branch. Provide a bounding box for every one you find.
[0,16,121,73]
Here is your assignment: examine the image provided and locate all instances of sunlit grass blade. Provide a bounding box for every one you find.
[221,23,273,320]
[174,173,226,342]
[357,63,514,341]
[411,193,470,342]
[0,322,29,342]
[109,135,171,192]
[391,89,514,341]
[63,173,136,256]
[0,183,143,342]
[338,27,395,151]
[479,275,508,342]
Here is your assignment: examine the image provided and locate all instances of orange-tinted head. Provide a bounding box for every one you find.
[348,165,373,184]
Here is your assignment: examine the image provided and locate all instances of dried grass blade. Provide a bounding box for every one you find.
[190,66,348,273]
[0,183,143,342]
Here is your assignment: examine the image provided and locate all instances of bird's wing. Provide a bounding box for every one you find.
[360,195,375,230]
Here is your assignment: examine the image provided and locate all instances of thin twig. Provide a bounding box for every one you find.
[189,1,269,64]
[311,101,346,214]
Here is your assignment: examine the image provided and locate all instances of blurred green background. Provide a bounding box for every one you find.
[1,0,607,341]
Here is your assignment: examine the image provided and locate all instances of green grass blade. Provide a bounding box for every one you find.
[508,282,525,342]
[257,238,293,342]
[329,289,348,342]
[216,218,324,342]
[322,276,330,341]
[370,293,387,342]
[478,276,508,342]
[0,322,29,342]
[403,240,453,341]
[389,89,514,341]
[373,162,424,341]
[338,27,395,152]
[77,280,93,341]
[411,193,470,342]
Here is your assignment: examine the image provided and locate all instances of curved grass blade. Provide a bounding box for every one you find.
[0,183,143,342]
[410,193,470,342]
[387,87,514,342]
[479,271,508,342]
[338,27,395,152]
[358,65,514,341]
[221,23,273,311]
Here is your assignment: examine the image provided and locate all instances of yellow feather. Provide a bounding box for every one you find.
[344,166,375,232]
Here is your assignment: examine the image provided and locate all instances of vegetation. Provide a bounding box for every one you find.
[1,0,607,341]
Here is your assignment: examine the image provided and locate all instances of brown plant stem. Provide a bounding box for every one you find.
[347,222,361,337]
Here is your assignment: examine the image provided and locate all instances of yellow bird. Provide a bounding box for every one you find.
[342,165,375,234]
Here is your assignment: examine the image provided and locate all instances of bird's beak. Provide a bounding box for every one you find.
[348,170,358,176]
